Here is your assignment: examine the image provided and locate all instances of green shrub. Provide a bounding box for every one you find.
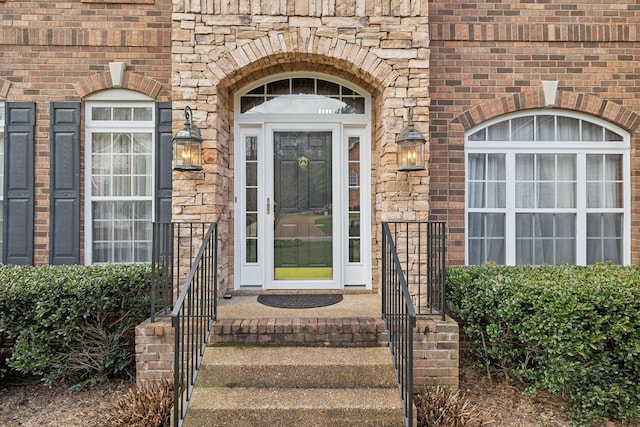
[0,264,151,387]
[446,263,640,426]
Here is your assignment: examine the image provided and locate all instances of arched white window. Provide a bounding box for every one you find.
[239,76,366,115]
[465,110,630,265]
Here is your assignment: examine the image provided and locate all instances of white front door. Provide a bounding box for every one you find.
[235,123,370,290]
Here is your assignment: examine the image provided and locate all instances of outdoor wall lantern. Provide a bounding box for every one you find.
[173,106,203,170]
[396,108,426,171]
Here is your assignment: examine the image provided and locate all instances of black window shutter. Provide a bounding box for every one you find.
[4,102,35,265]
[50,102,80,264]
[155,102,173,223]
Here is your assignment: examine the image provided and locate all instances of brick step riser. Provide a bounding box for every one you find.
[210,317,388,347]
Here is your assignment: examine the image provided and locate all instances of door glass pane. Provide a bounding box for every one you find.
[273,131,333,280]
[245,136,258,264]
[348,137,361,263]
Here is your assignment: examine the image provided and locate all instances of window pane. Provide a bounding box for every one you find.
[587,213,623,264]
[92,107,111,121]
[587,154,622,209]
[246,136,257,160]
[133,107,152,121]
[133,176,152,197]
[349,213,360,237]
[349,239,361,263]
[92,133,111,153]
[516,182,534,208]
[349,189,360,211]
[246,188,257,211]
[343,97,365,114]
[605,128,623,141]
[92,176,110,197]
[512,116,534,141]
[537,154,555,180]
[582,121,603,141]
[113,107,132,121]
[246,214,258,238]
[292,78,315,94]
[557,116,580,141]
[586,154,602,180]
[537,183,555,208]
[557,155,575,181]
[133,156,152,175]
[113,155,131,174]
[468,154,485,180]
[556,183,576,208]
[536,115,555,141]
[317,80,340,96]
[516,154,534,180]
[468,213,505,264]
[516,214,575,265]
[246,239,258,263]
[133,133,152,153]
[488,121,509,141]
[267,79,289,95]
[487,154,505,180]
[468,129,485,141]
[241,97,265,113]
[468,154,505,208]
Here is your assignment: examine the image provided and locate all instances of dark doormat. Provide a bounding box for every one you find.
[257,294,343,309]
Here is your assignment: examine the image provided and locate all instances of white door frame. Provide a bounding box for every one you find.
[234,121,371,291]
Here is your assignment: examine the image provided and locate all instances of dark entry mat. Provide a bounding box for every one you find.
[257,294,343,309]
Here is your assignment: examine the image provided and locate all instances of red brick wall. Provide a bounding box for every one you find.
[0,0,172,264]
[428,0,640,265]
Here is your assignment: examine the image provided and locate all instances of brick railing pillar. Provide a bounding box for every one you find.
[135,317,175,386]
[413,316,459,391]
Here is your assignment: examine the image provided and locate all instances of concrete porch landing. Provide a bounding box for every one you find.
[216,292,381,318]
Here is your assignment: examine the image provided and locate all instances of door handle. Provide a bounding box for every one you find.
[267,198,270,215]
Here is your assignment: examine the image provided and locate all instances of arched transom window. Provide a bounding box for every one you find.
[465,111,630,266]
[239,77,366,115]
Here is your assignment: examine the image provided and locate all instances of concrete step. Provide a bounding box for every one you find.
[184,387,405,426]
[197,346,397,389]
[183,346,405,427]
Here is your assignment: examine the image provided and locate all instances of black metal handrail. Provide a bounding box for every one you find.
[171,222,218,427]
[151,222,209,321]
[382,222,416,427]
[385,221,446,320]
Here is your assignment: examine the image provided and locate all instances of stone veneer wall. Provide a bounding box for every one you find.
[171,0,432,292]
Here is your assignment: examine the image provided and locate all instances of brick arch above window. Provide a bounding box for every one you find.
[0,78,11,99]
[74,71,163,99]
[207,31,398,96]
[457,91,640,133]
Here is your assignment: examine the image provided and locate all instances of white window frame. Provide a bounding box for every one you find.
[84,100,156,264]
[465,110,630,266]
